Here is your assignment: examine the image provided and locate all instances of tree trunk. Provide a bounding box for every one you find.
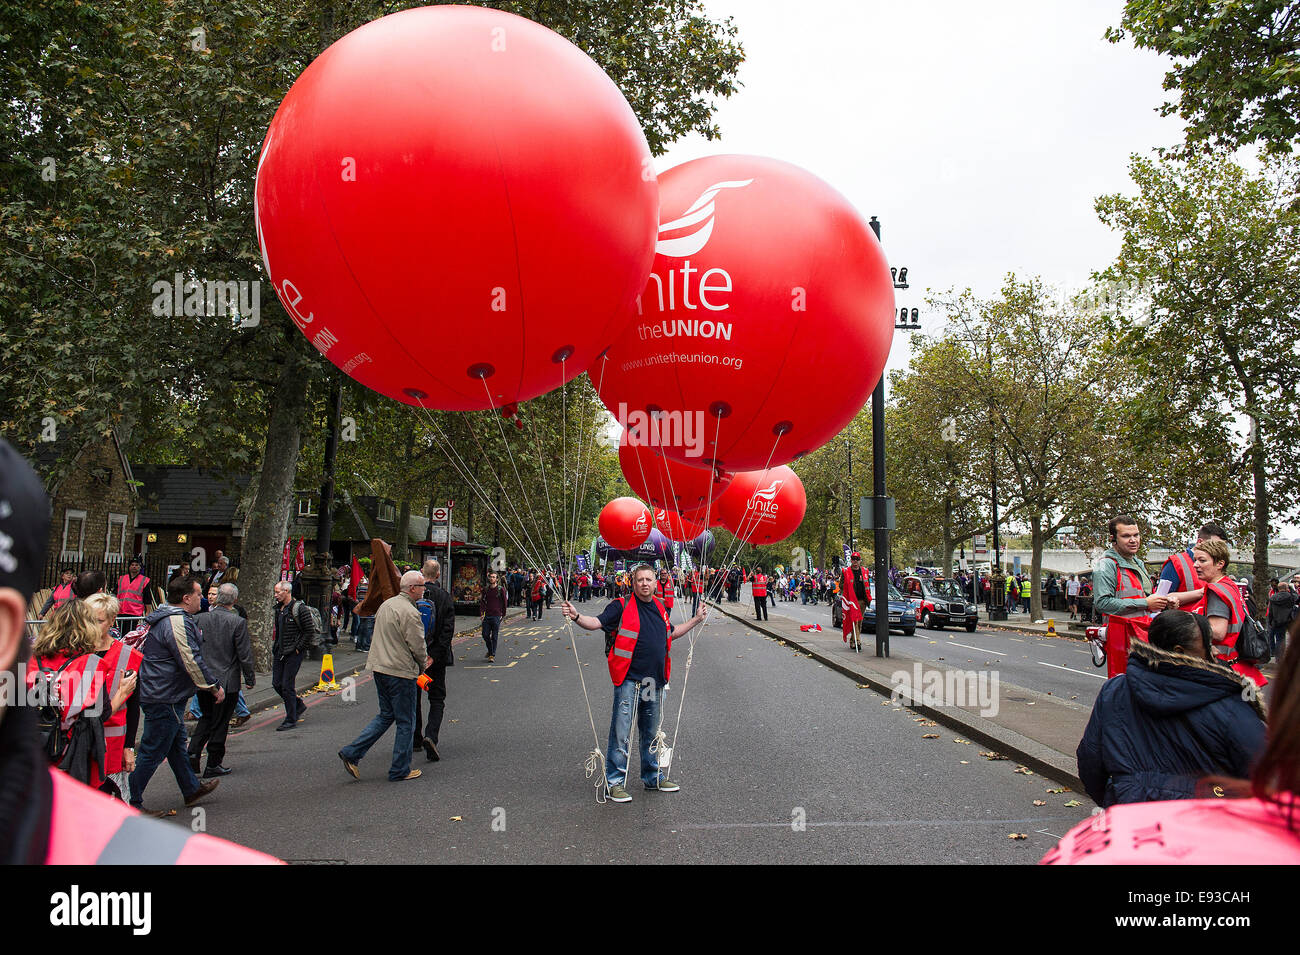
[1029,518,1044,621]
[941,498,954,576]
[242,360,307,670]
[1251,417,1269,604]
[817,491,831,572]
[396,499,411,561]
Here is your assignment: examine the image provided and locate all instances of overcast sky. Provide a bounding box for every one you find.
[654,0,1188,375]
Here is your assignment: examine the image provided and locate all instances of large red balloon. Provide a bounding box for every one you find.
[652,508,705,542]
[718,466,807,545]
[255,6,657,410]
[593,155,893,468]
[619,431,731,514]
[598,497,652,551]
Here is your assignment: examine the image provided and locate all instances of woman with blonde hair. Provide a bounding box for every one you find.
[1170,538,1266,687]
[26,599,136,790]
[84,593,143,800]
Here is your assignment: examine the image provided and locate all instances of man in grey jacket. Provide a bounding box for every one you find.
[339,571,431,782]
[188,583,255,778]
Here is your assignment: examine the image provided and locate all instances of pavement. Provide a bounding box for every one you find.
[711,598,1090,791]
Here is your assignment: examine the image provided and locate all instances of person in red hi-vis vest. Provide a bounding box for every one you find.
[560,564,707,803]
[689,569,703,616]
[1157,521,1229,616]
[748,565,769,621]
[116,556,151,621]
[840,552,869,652]
[1172,538,1267,687]
[0,438,280,865]
[1094,516,1171,678]
[656,569,675,614]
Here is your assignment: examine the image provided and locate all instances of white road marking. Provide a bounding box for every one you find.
[1038,661,1106,680]
[946,641,992,653]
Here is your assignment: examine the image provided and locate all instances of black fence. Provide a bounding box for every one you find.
[38,554,174,602]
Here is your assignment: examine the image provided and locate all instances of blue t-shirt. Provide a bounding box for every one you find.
[597,597,669,687]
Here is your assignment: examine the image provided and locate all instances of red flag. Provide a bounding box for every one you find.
[281,540,291,580]
[348,555,361,600]
[295,537,306,572]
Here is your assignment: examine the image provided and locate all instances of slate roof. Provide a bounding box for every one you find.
[134,467,250,527]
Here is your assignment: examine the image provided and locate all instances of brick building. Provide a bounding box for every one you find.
[34,430,137,579]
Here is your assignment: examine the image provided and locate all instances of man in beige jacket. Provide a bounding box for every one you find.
[338,571,431,781]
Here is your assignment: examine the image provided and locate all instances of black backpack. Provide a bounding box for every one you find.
[1235,615,1271,666]
[34,655,83,766]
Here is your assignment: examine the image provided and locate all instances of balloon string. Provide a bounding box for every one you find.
[412,402,551,576]
[566,355,607,584]
[472,382,609,793]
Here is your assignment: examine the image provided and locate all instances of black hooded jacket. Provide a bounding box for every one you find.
[1077,640,1267,807]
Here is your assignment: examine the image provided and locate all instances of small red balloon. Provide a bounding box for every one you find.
[594,155,894,469]
[255,5,658,411]
[598,497,652,551]
[718,466,806,545]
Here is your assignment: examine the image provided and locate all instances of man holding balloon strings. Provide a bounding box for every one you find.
[562,564,708,803]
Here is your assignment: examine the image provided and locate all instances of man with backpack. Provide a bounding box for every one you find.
[270,580,317,731]
[414,559,455,762]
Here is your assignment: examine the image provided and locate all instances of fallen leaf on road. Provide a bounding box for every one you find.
[450,816,462,822]
[1014,766,1034,775]
[954,738,972,744]
[980,751,1008,760]
[960,760,969,764]
[1025,701,1035,705]
[1008,833,1028,840]
[922,733,939,739]
[1064,799,1082,807]
[1046,787,1070,794]
[1033,800,1046,806]
[881,701,892,706]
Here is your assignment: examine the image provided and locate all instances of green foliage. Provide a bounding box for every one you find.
[1095,150,1300,584]
[1107,0,1300,153]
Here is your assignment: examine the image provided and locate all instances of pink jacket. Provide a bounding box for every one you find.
[1041,796,1300,864]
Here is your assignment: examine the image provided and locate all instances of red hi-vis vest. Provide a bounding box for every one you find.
[1202,577,1267,687]
[98,640,143,776]
[1162,550,1205,615]
[45,769,281,864]
[51,582,74,609]
[607,596,673,686]
[657,578,675,608]
[26,650,108,788]
[1102,557,1151,679]
[751,573,768,598]
[116,573,150,617]
[690,571,702,594]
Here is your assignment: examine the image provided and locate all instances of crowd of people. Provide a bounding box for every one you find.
[9,420,1300,863]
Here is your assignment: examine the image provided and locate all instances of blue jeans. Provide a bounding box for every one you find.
[340,672,416,780]
[605,678,666,789]
[130,700,202,807]
[482,615,502,656]
[354,616,374,650]
[187,694,201,718]
[234,690,249,718]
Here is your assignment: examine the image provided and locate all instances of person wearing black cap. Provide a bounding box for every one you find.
[0,439,278,864]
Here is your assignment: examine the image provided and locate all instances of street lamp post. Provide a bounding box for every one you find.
[866,216,919,657]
